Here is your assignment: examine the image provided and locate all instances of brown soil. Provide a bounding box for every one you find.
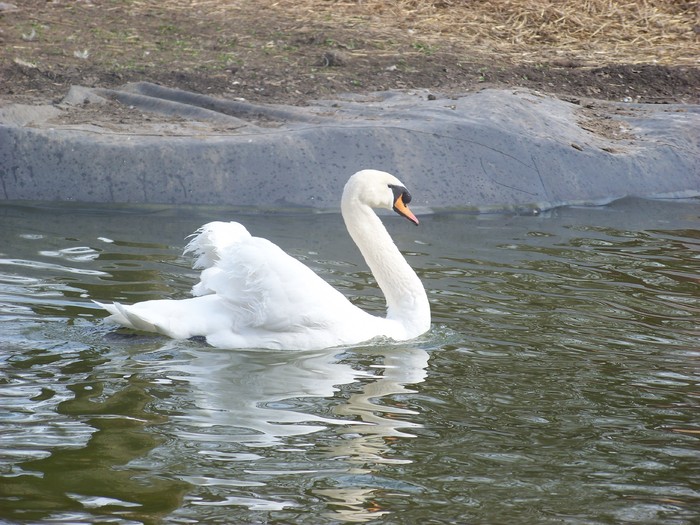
[1,0,699,107]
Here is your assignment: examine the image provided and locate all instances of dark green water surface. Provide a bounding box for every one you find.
[1,199,698,524]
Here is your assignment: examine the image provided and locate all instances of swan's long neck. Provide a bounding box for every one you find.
[341,198,430,338]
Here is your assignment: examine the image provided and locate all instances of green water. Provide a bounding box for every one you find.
[0,199,698,524]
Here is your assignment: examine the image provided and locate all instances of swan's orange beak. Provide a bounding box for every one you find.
[393,193,419,225]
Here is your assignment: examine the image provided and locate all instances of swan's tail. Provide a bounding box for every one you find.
[184,221,251,269]
[93,300,159,333]
[94,295,227,340]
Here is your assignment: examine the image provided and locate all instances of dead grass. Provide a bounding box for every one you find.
[2,0,698,104]
[6,0,698,68]
[269,0,699,65]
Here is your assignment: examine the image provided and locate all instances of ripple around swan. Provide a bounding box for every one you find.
[0,198,699,524]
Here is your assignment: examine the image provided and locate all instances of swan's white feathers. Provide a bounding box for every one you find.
[206,234,364,333]
[95,170,431,350]
[99,222,376,346]
[184,221,251,269]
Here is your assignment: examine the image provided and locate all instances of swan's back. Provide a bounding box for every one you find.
[194,223,360,333]
[99,221,384,349]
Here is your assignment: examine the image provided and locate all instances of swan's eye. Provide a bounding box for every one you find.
[389,184,410,201]
[389,184,412,206]
[388,184,410,202]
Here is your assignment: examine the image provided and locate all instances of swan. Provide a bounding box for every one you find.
[94,169,431,350]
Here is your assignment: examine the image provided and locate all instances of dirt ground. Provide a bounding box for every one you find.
[1,0,699,108]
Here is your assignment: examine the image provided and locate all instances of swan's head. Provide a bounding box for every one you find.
[343,169,419,225]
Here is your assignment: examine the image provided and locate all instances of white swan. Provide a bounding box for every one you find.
[95,169,430,350]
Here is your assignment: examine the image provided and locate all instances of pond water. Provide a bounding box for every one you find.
[0,198,698,524]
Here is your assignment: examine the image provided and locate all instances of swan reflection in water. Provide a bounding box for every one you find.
[150,342,431,521]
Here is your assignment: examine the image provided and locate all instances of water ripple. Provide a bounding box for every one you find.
[1,199,699,524]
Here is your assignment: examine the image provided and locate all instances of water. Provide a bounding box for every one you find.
[0,199,698,524]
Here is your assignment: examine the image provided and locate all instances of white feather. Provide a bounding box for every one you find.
[95,170,431,350]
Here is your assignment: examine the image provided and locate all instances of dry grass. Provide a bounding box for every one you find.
[8,0,698,67]
[2,0,698,104]
[268,0,699,65]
